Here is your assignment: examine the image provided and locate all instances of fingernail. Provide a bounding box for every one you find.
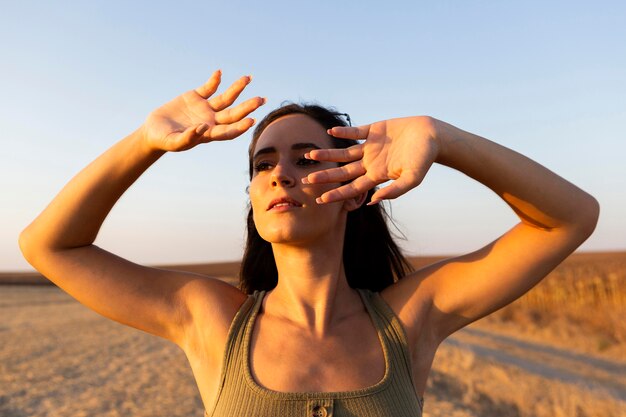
[247,75,253,82]
[301,177,310,184]
[261,97,267,104]
[366,199,380,206]
[304,152,311,159]
[316,197,324,204]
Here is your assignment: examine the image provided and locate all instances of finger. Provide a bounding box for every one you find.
[317,175,378,204]
[208,75,252,111]
[304,161,365,184]
[368,172,421,204]
[195,70,221,99]
[215,96,266,125]
[327,125,370,140]
[306,144,363,163]
[203,117,256,141]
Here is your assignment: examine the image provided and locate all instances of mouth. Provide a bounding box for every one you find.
[267,197,303,211]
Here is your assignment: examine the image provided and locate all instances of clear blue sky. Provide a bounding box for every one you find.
[2,1,624,271]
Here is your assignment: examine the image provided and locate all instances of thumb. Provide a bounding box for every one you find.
[166,124,206,151]
[368,173,421,204]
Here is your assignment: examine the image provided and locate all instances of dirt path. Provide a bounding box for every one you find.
[446,327,626,402]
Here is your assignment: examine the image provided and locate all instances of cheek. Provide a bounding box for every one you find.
[249,189,266,236]
[248,178,263,210]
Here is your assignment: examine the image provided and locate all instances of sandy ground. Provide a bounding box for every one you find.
[1,284,624,417]
[0,285,202,417]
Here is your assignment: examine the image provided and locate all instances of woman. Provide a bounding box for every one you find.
[19,70,599,417]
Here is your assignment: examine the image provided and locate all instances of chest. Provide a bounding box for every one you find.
[184,294,435,413]
[248,312,386,393]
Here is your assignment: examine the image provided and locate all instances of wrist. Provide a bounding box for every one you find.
[136,124,167,159]
[413,115,443,163]
[431,117,458,166]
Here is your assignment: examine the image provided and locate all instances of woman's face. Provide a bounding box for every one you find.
[249,113,349,245]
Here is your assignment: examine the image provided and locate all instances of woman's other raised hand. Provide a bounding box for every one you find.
[142,70,266,152]
[303,116,441,205]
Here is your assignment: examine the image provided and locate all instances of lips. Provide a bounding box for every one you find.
[267,197,303,211]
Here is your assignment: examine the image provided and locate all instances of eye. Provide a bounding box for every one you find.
[254,161,273,172]
[297,157,320,167]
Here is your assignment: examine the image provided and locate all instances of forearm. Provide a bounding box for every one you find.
[20,127,165,254]
[433,118,599,232]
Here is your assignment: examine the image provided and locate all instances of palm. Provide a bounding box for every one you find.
[145,92,216,151]
[363,121,428,180]
[142,71,265,152]
[305,116,440,204]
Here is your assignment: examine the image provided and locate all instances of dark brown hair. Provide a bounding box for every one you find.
[239,103,413,294]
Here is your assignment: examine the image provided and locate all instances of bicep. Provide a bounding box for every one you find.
[407,221,596,341]
[25,244,236,345]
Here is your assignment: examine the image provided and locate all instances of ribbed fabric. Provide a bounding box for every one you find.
[205,288,424,417]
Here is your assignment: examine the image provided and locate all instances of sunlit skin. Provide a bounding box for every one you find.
[249,113,367,334]
[250,114,346,245]
[305,116,440,206]
[18,70,599,410]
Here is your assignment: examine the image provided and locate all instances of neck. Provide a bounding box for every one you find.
[265,229,363,338]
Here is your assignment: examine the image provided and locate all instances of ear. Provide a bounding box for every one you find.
[343,191,368,212]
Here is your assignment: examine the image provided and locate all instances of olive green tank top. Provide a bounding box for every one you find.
[205,288,424,417]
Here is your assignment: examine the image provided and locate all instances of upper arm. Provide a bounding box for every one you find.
[386,216,598,343]
[18,241,246,347]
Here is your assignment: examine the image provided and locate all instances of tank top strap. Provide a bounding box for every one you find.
[356,288,424,411]
[207,288,424,416]
[206,291,258,417]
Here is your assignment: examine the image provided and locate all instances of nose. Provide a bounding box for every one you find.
[271,162,295,188]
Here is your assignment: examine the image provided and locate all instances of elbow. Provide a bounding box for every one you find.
[583,195,600,232]
[18,227,44,266]
[571,195,600,241]
[18,228,35,265]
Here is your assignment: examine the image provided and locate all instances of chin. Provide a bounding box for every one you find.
[258,224,325,245]
[259,231,309,245]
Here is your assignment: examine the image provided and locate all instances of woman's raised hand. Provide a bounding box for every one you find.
[142,70,266,152]
[304,116,441,205]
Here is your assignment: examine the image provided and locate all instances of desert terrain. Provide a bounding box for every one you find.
[1,252,624,417]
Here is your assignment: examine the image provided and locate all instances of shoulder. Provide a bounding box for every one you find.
[378,271,438,348]
[177,277,250,354]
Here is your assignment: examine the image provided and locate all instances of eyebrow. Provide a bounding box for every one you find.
[252,142,321,160]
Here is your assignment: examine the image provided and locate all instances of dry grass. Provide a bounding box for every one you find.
[477,251,626,358]
[422,251,626,416]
